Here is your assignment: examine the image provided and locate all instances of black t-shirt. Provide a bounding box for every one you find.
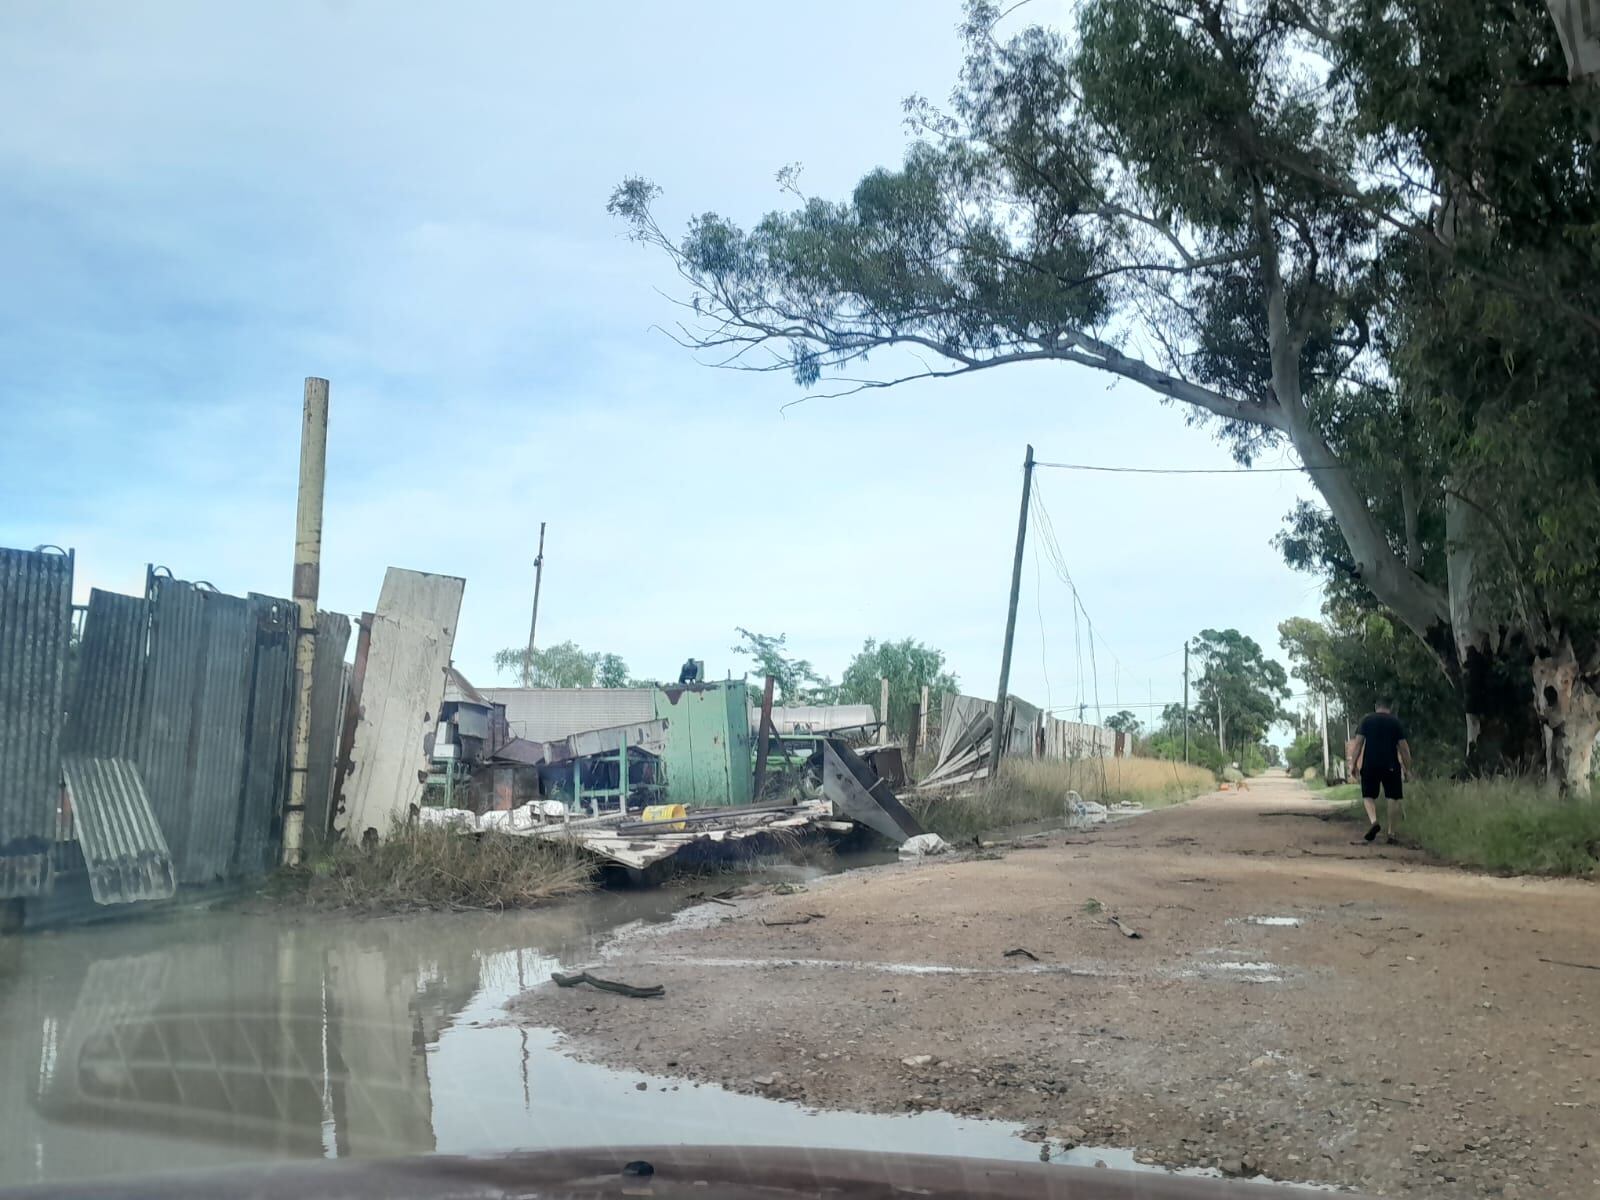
[1357,712,1407,774]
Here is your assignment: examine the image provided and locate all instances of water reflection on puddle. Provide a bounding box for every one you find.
[0,868,1175,1190]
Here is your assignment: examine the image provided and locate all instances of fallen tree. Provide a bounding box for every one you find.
[609,0,1600,790]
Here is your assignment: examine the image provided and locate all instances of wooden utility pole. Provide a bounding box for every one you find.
[919,683,930,751]
[753,674,776,796]
[879,677,891,746]
[283,377,328,867]
[1182,641,1190,765]
[989,444,1035,779]
[523,522,546,687]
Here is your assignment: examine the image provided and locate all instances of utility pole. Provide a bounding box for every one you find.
[1182,641,1190,765]
[989,444,1035,779]
[283,377,328,867]
[523,522,546,687]
[1320,692,1331,780]
[1217,693,1225,759]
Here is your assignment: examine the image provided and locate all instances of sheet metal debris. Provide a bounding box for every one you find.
[64,588,149,757]
[0,546,73,899]
[821,739,925,846]
[334,568,464,842]
[61,756,176,904]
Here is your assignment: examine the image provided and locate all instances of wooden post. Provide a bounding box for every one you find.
[1182,641,1190,765]
[753,674,776,796]
[879,677,891,746]
[283,377,328,867]
[906,702,920,767]
[919,684,930,750]
[989,444,1035,779]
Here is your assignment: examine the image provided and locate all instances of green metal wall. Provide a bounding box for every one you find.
[651,681,753,808]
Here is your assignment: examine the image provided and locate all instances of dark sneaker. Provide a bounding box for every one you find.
[1363,823,1381,842]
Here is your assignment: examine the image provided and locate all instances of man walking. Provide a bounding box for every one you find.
[1348,697,1412,844]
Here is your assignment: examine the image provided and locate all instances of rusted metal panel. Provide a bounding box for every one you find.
[334,569,463,842]
[479,687,656,742]
[65,589,150,757]
[139,576,255,886]
[233,595,295,877]
[61,756,176,904]
[0,545,73,898]
[301,610,352,846]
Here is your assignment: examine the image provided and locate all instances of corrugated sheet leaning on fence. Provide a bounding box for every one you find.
[60,757,176,903]
[137,575,298,886]
[300,609,352,846]
[62,587,176,903]
[0,546,73,899]
[233,594,296,878]
[333,568,464,843]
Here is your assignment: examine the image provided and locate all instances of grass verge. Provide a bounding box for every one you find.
[1334,778,1600,877]
[286,826,597,911]
[906,756,1215,842]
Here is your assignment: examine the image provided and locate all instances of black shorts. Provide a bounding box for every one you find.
[1360,767,1403,801]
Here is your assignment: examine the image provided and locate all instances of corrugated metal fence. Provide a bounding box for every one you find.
[4,543,350,911]
[0,547,73,898]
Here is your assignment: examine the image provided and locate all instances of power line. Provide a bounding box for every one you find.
[1034,460,1346,475]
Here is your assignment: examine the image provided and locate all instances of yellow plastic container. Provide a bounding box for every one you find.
[641,803,687,831]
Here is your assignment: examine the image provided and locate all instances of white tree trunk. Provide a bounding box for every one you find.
[1531,634,1600,795]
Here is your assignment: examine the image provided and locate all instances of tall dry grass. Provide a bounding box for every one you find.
[906,755,1215,842]
[297,826,596,911]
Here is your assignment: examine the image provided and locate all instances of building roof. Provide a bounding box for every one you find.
[477,687,656,742]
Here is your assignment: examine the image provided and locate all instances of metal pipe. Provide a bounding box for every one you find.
[282,377,328,866]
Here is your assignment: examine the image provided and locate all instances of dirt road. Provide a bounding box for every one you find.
[512,775,1600,1197]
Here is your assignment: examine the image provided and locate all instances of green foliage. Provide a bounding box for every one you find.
[611,0,1600,781]
[493,641,632,688]
[1286,732,1323,777]
[732,627,835,705]
[1278,608,1461,765]
[1339,780,1600,878]
[1105,710,1141,736]
[837,636,958,738]
[1189,628,1290,752]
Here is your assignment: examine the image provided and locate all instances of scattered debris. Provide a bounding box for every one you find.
[761,914,826,927]
[551,970,664,999]
[901,1054,934,1068]
[1539,957,1600,972]
[1108,915,1141,939]
[898,833,951,859]
[1003,947,1040,961]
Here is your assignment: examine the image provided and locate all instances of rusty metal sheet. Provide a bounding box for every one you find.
[61,756,176,904]
[233,595,295,878]
[334,569,463,842]
[301,609,352,846]
[65,588,150,757]
[139,576,255,886]
[0,545,73,898]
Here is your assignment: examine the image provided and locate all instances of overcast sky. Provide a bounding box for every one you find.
[0,1,1324,734]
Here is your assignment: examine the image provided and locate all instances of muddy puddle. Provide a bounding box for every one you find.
[0,852,1302,1191]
